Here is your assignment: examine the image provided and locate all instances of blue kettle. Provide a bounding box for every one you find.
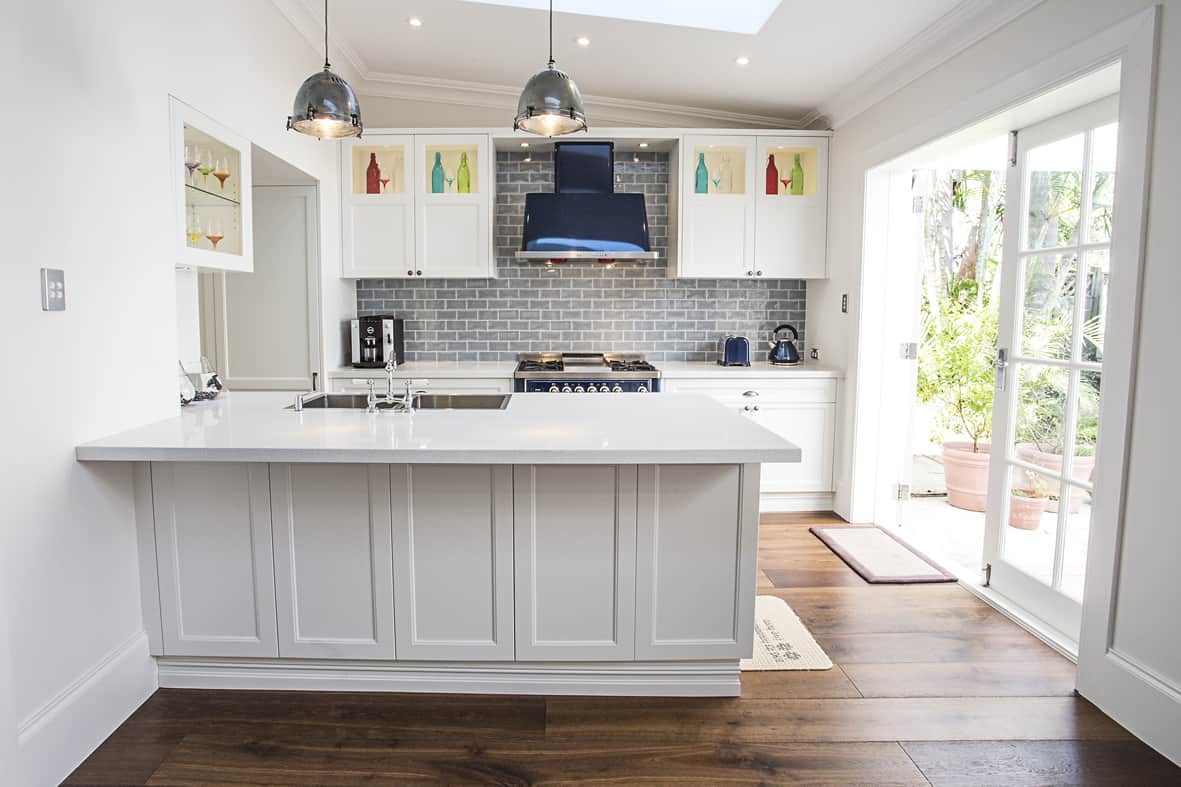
[768,324,801,365]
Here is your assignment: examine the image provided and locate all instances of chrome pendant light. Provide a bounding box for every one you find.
[514,0,587,136]
[287,0,362,139]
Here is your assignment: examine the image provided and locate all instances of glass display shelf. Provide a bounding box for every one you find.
[423,144,480,194]
[185,182,241,206]
[691,146,747,195]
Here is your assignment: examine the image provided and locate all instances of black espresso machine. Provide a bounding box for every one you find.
[350,315,405,368]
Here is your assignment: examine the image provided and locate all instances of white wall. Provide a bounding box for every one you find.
[2,2,345,782]
[817,0,1179,761]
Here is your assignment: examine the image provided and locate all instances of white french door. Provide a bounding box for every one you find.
[983,96,1119,643]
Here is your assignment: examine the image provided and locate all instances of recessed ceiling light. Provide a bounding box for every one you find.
[576,36,591,47]
[638,142,649,148]
[408,17,423,27]
[735,56,750,66]
[520,142,530,147]
[523,156,532,162]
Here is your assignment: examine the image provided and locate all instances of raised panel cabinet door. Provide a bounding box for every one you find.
[341,134,414,277]
[513,465,638,661]
[391,464,514,660]
[270,463,395,659]
[152,462,278,657]
[414,134,493,278]
[635,464,760,660]
[755,402,836,492]
[678,135,756,278]
[754,135,830,279]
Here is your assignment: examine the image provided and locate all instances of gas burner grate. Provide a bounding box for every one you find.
[608,360,657,372]
[517,359,564,372]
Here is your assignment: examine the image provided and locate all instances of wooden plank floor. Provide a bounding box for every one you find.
[65,512,1180,786]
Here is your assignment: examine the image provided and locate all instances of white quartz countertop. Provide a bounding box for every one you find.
[330,360,840,379]
[76,391,801,465]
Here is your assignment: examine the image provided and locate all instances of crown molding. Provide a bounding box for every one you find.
[271,0,803,129]
[817,0,1048,129]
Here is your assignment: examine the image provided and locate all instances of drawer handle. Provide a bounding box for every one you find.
[742,390,759,397]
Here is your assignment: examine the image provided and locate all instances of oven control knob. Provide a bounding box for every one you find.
[637,385,648,393]
[574,385,585,393]
[548,385,560,393]
[586,384,597,393]
[612,385,624,393]
[600,385,610,392]
[561,385,573,393]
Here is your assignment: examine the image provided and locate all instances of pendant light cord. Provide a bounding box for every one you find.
[323,0,331,69]
[547,0,554,67]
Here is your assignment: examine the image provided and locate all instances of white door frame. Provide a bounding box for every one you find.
[848,6,1172,763]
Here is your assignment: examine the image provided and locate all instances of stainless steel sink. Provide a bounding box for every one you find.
[288,393,510,410]
[414,394,511,410]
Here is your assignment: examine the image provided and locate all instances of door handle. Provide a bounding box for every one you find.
[992,348,1009,392]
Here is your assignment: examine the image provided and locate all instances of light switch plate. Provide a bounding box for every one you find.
[41,268,66,311]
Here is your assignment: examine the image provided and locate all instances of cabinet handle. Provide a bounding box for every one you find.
[311,372,319,392]
[742,390,759,397]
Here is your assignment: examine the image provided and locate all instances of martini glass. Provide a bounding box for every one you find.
[379,177,390,193]
[445,171,455,191]
[780,177,791,194]
[711,169,722,193]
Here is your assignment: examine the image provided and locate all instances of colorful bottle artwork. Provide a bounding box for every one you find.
[766,153,778,195]
[431,152,445,193]
[790,153,804,195]
[457,152,471,193]
[695,152,708,194]
[366,152,381,194]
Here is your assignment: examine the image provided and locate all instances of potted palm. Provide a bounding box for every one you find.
[1009,475,1050,530]
[918,280,999,512]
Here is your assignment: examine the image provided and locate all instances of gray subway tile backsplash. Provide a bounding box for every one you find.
[358,152,806,362]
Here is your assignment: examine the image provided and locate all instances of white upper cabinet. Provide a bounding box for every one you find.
[415,134,494,278]
[171,97,253,273]
[340,133,493,279]
[754,136,829,279]
[672,132,830,279]
[340,135,415,278]
[675,135,757,278]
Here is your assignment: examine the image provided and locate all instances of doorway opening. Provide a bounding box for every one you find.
[198,145,323,391]
[865,63,1122,653]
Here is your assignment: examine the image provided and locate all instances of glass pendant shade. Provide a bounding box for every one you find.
[514,64,587,136]
[287,66,362,139]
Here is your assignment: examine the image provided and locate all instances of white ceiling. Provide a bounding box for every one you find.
[286,0,978,126]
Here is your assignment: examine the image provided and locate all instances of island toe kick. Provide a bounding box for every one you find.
[134,460,761,697]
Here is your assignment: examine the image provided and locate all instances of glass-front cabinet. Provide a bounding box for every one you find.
[673,133,829,279]
[341,135,414,277]
[340,133,493,279]
[677,135,757,278]
[754,136,829,278]
[171,97,253,272]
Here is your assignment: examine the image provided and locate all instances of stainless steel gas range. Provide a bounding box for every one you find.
[514,352,661,393]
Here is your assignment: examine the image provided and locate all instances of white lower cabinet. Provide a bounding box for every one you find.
[151,462,278,657]
[269,463,395,659]
[635,464,759,660]
[513,465,637,661]
[390,464,515,660]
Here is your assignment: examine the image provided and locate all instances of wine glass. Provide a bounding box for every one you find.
[445,171,455,192]
[184,145,199,184]
[196,149,214,185]
[204,218,224,250]
[213,158,231,190]
[186,210,203,248]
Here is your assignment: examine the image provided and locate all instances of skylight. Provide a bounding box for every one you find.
[461,0,783,35]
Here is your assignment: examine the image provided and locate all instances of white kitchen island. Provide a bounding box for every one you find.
[77,392,799,696]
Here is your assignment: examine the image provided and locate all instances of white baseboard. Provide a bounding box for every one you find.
[760,492,835,512]
[157,657,740,697]
[17,630,157,786]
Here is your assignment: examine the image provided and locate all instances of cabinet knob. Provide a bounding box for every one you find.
[416,270,423,276]
[753,405,760,411]
[746,270,754,277]
[743,405,752,411]
[406,269,414,276]
[756,270,764,276]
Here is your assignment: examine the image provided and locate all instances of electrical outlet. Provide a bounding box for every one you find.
[841,293,848,313]
[810,347,820,361]
[41,268,65,311]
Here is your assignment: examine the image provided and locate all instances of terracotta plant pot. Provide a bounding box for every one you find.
[1009,493,1048,530]
[942,441,991,512]
[1015,444,1096,512]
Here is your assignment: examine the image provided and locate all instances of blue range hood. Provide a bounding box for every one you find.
[516,142,658,261]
